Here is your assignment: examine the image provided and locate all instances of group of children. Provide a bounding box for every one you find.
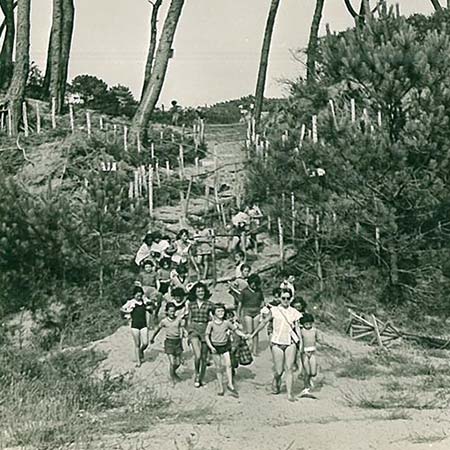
[122,233,320,401]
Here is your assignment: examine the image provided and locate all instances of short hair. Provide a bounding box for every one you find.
[159,257,171,268]
[279,289,293,299]
[247,273,261,287]
[142,259,155,267]
[133,286,144,295]
[171,287,185,298]
[176,264,188,274]
[272,287,282,297]
[213,303,226,314]
[241,263,252,272]
[165,302,176,312]
[177,228,189,240]
[300,313,315,325]
[188,281,211,300]
[235,250,245,259]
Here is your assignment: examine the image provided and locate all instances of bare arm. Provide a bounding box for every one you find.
[250,312,272,339]
[149,322,163,343]
[205,323,216,353]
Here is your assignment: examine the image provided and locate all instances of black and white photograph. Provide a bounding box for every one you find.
[1,0,450,449]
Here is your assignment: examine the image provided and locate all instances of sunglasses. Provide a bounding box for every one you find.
[281,296,291,300]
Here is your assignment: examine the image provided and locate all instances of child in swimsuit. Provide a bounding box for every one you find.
[150,302,187,384]
[157,257,172,297]
[120,286,152,367]
[300,313,319,395]
[205,303,249,397]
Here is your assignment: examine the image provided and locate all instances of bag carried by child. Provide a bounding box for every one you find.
[236,338,253,366]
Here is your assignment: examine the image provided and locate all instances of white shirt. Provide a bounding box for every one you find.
[271,306,302,346]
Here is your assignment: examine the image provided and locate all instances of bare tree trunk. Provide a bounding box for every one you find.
[306,0,325,83]
[58,0,74,109]
[0,0,15,90]
[6,0,30,135]
[43,0,74,113]
[430,0,442,11]
[141,0,163,99]
[254,0,281,133]
[131,0,185,140]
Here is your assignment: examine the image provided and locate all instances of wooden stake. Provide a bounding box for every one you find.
[134,170,139,199]
[184,176,193,218]
[329,99,337,127]
[195,156,199,176]
[350,98,356,123]
[124,126,128,152]
[36,102,41,134]
[151,142,155,159]
[179,144,185,178]
[51,97,57,129]
[69,104,74,132]
[22,102,29,137]
[160,129,164,143]
[305,207,310,237]
[148,165,154,217]
[278,218,285,266]
[312,115,318,143]
[86,112,91,137]
[137,135,142,153]
[165,160,170,177]
[377,110,382,127]
[99,116,104,130]
[128,181,134,200]
[155,161,161,187]
[7,107,12,137]
[291,192,296,240]
[299,124,306,148]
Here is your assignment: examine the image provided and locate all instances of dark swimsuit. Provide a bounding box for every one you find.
[131,303,148,330]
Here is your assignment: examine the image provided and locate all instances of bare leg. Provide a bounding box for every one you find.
[284,344,298,401]
[271,345,285,394]
[252,315,260,355]
[190,336,202,385]
[139,328,149,358]
[199,342,209,384]
[212,352,224,394]
[223,352,234,390]
[131,328,142,367]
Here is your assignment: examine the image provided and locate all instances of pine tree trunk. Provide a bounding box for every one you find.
[254,0,281,133]
[58,0,75,110]
[306,0,325,82]
[430,0,442,11]
[0,0,15,90]
[5,0,30,135]
[141,0,163,100]
[131,0,185,140]
[43,0,74,113]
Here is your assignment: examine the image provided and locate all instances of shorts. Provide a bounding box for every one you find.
[164,338,183,355]
[242,307,260,319]
[188,322,208,343]
[212,341,231,355]
[302,346,316,356]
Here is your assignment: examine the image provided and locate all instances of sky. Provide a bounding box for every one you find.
[28,0,434,107]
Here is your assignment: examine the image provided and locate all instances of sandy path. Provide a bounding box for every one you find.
[91,125,450,450]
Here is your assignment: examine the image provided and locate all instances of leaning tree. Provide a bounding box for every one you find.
[306,0,325,82]
[5,0,30,135]
[131,0,185,141]
[43,0,75,113]
[254,0,281,133]
[141,0,163,99]
[0,0,17,90]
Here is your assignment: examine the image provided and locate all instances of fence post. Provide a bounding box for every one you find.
[278,218,285,267]
[86,112,91,137]
[51,97,57,129]
[350,98,356,123]
[148,165,154,217]
[124,126,128,152]
[36,102,41,134]
[22,102,29,137]
[69,104,74,132]
[7,107,12,137]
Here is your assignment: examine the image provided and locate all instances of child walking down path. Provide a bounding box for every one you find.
[120,286,152,367]
[150,302,187,384]
[205,303,249,397]
[299,313,319,396]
